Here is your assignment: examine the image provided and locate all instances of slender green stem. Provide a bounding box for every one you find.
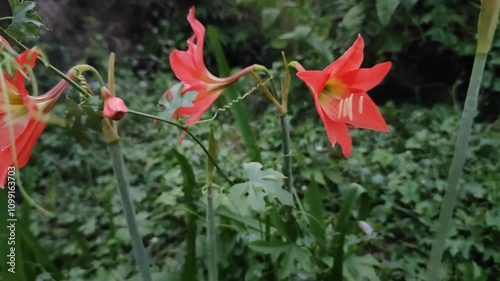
[280,114,293,192]
[206,183,218,281]
[127,109,233,185]
[108,142,152,281]
[0,17,13,21]
[426,54,487,281]
[0,27,88,96]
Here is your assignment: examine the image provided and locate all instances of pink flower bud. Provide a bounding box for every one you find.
[102,87,128,120]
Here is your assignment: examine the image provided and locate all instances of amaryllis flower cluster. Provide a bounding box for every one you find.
[0,38,69,187]
[168,8,391,158]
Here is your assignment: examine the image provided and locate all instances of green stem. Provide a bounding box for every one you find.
[206,183,218,281]
[0,27,89,96]
[74,64,106,88]
[426,54,487,281]
[127,109,233,185]
[280,114,293,192]
[108,142,152,281]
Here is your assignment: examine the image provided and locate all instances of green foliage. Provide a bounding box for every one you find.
[3,1,500,280]
[228,162,292,215]
[7,0,44,40]
[206,26,262,162]
[158,83,197,122]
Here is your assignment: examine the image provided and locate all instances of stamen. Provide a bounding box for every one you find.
[343,97,348,117]
[338,99,343,119]
[359,95,364,114]
[348,94,353,120]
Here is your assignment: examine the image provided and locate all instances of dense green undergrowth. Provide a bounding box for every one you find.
[16,68,500,280]
[2,1,499,280]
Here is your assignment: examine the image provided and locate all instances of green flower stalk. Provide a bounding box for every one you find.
[426,1,500,280]
[105,54,152,281]
[206,130,219,281]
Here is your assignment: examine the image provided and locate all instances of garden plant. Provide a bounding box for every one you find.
[0,0,499,280]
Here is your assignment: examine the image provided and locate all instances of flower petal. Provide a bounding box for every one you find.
[296,70,330,97]
[337,61,391,93]
[324,34,364,76]
[13,49,39,97]
[0,114,29,148]
[187,6,207,69]
[322,116,352,157]
[0,118,46,187]
[177,90,222,126]
[170,49,204,85]
[328,92,388,132]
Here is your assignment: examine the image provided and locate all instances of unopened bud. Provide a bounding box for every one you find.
[102,87,128,120]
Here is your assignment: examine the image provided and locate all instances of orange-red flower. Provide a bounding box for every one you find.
[295,35,391,157]
[0,39,69,187]
[169,6,253,126]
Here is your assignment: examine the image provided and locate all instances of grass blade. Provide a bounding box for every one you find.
[206,25,262,163]
[174,150,198,281]
[329,184,364,280]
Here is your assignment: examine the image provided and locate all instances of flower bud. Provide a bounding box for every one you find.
[102,87,128,120]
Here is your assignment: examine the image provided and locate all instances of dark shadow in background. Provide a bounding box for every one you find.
[0,0,11,29]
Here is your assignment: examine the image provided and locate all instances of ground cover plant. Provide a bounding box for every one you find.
[0,1,499,281]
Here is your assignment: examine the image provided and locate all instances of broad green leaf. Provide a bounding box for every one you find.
[304,179,325,241]
[158,83,197,121]
[155,192,177,206]
[279,244,309,279]
[376,0,401,27]
[7,0,45,40]
[344,254,380,281]
[229,162,293,214]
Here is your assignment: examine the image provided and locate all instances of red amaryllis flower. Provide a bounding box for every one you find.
[295,34,391,157]
[0,41,69,187]
[169,6,253,126]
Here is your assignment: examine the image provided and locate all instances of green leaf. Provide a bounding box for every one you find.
[344,254,381,281]
[279,243,309,279]
[229,163,292,214]
[158,83,197,121]
[376,0,401,27]
[173,150,198,281]
[330,183,365,280]
[248,240,292,257]
[304,179,325,241]
[155,192,177,206]
[262,8,281,29]
[7,0,45,40]
[248,240,309,279]
[340,4,365,30]
[279,25,312,40]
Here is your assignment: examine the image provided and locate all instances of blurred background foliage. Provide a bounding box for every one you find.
[1,0,499,280]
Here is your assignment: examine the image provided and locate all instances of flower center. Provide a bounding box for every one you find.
[318,79,344,105]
